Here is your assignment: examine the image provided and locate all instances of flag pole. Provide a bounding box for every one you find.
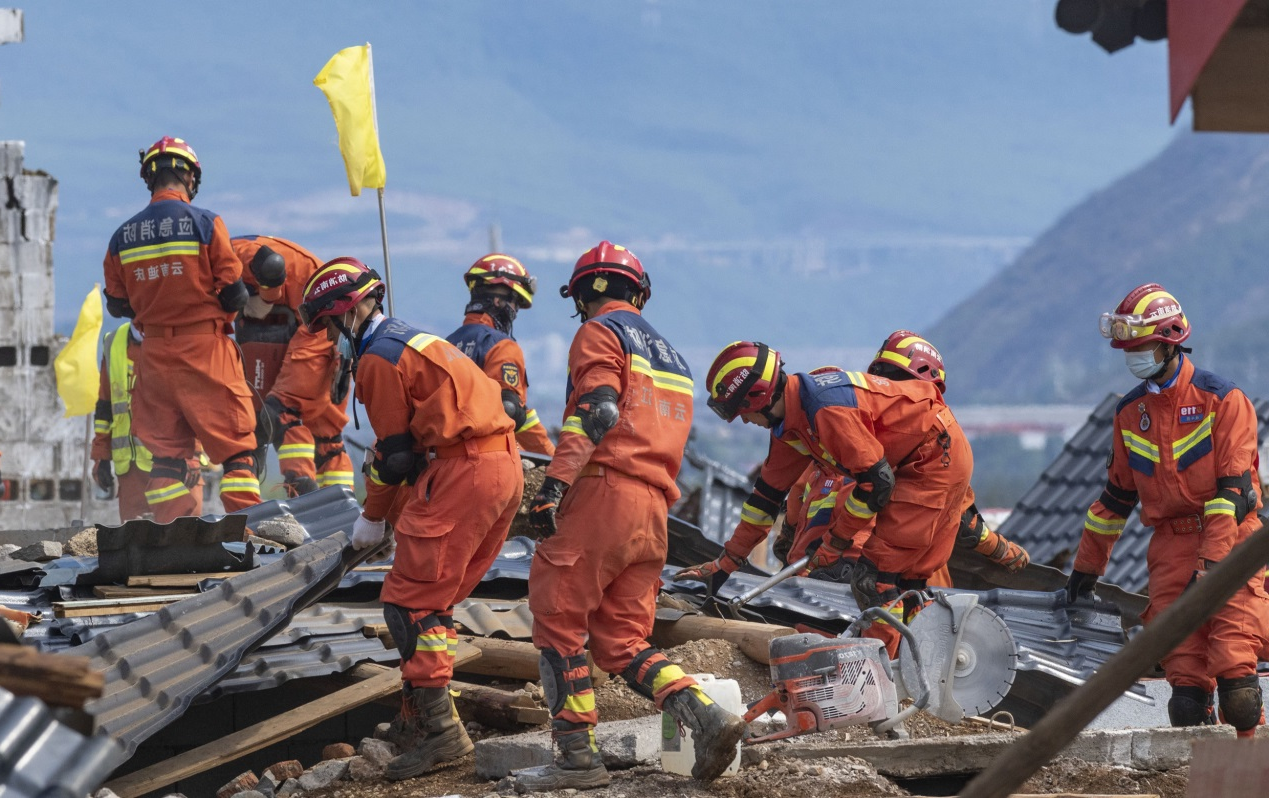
[366,43,394,317]
[79,414,92,522]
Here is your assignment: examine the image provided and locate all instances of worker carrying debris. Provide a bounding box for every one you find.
[234,235,355,495]
[91,321,206,520]
[518,242,746,791]
[299,257,523,780]
[101,136,261,521]
[446,254,556,456]
[685,339,972,658]
[1067,283,1269,738]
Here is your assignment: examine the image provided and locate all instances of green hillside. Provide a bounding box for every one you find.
[929,133,1269,405]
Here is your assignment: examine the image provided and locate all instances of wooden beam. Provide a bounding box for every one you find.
[94,585,195,599]
[125,573,231,588]
[650,613,795,664]
[450,679,549,729]
[54,595,189,618]
[0,645,103,708]
[456,636,609,686]
[104,647,480,798]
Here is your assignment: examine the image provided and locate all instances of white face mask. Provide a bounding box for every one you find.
[1126,347,1165,380]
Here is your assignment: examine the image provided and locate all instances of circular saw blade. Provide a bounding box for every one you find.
[900,598,1018,721]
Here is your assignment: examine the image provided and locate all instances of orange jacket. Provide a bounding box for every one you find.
[447,312,555,456]
[355,316,514,520]
[545,300,693,503]
[1075,356,1263,575]
[786,464,868,563]
[103,189,241,330]
[723,370,950,562]
[234,236,335,404]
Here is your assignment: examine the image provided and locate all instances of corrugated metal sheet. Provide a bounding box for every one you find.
[452,599,535,640]
[236,485,361,543]
[0,684,125,798]
[66,533,363,754]
[85,514,252,585]
[998,394,1269,594]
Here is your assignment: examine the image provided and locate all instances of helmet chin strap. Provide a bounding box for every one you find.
[466,293,518,336]
[758,372,788,426]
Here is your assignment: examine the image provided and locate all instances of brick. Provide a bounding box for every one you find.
[474,715,661,779]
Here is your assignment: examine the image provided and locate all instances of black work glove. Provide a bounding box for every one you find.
[528,477,569,539]
[1065,569,1099,604]
[92,460,115,493]
[809,556,857,583]
[772,518,795,567]
[850,555,882,609]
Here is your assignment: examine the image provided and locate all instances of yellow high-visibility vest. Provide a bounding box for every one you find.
[106,323,152,475]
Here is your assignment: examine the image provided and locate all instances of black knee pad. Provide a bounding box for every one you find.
[383,603,436,664]
[1168,685,1215,727]
[538,648,590,716]
[223,450,258,475]
[620,647,666,701]
[1217,675,1263,732]
[149,456,187,482]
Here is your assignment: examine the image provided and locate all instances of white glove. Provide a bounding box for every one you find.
[351,514,386,550]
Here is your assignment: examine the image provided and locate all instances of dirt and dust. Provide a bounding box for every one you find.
[64,527,97,557]
[1022,759,1188,798]
[508,464,547,540]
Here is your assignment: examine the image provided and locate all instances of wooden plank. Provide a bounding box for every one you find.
[93,585,194,599]
[0,645,103,708]
[650,613,796,664]
[53,595,188,618]
[125,573,231,588]
[105,646,479,798]
[450,679,549,729]
[456,636,609,686]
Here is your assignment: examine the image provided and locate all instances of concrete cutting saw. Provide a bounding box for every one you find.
[744,592,1018,743]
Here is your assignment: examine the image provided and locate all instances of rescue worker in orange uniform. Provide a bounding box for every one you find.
[102,137,260,521]
[1065,284,1268,738]
[91,321,206,521]
[515,242,745,791]
[682,341,973,658]
[447,254,555,456]
[234,235,355,495]
[299,257,522,780]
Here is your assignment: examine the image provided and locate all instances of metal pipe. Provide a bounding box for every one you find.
[730,555,812,607]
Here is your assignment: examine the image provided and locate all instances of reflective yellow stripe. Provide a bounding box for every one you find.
[563,692,596,713]
[106,324,152,475]
[630,354,694,396]
[1205,497,1237,517]
[1120,430,1160,463]
[561,416,586,437]
[406,332,441,353]
[447,635,458,658]
[118,240,200,265]
[843,371,868,388]
[317,471,355,487]
[517,408,542,433]
[808,492,839,515]
[417,631,449,653]
[146,482,191,504]
[277,443,315,461]
[710,353,776,396]
[785,440,810,455]
[367,465,388,486]
[220,476,260,494]
[740,503,775,527]
[94,419,110,434]
[1172,412,1215,460]
[843,491,875,520]
[651,663,689,694]
[1084,509,1126,536]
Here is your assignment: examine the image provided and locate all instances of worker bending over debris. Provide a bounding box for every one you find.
[447,253,556,456]
[300,257,523,780]
[92,321,206,520]
[683,339,972,658]
[102,136,261,521]
[517,242,745,791]
[235,235,355,495]
[1066,283,1269,738]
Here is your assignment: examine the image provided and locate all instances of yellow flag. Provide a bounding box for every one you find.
[54,284,103,418]
[314,43,387,197]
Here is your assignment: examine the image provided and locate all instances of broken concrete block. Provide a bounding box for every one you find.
[253,515,306,549]
[475,714,661,779]
[263,761,304,783]
[358,736,396,767]
[347,756,383,781]
[217,771,258,798]
[0,543,21,558]
[12,541,61,562]
[297,759,348,791]
[321,742,355,760]
[275,780,301,798]
[230,792,267,798]
[1130,725,1232,769]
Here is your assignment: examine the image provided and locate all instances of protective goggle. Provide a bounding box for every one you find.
[1099,307,1180,342]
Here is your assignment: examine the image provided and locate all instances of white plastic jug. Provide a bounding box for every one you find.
[659,673,743,778]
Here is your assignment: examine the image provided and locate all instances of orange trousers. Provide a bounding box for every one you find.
[132,331,261,521]
[116,467,151,522]
[862,419,973,658]
[269,326,354,490]
[530,467,670,675]
[1144,528,1269,689]
[380,435,522,688]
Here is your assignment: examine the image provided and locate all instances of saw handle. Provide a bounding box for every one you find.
[846,597,931,736]
[728,555,812,608]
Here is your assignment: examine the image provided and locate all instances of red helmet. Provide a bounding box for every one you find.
[867,330,947,393]
[559,241,651,309]
[463,254,537,308]
[139,136,202,196]
[299,257,386,333]
[706,341,784,421]
[1100,283,1190,350]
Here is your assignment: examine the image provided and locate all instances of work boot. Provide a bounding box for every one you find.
[661,685,746,782]
[384,685,473,780]
[512,728,610,791]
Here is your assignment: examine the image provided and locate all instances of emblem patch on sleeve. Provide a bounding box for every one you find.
[501,363,520,388]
